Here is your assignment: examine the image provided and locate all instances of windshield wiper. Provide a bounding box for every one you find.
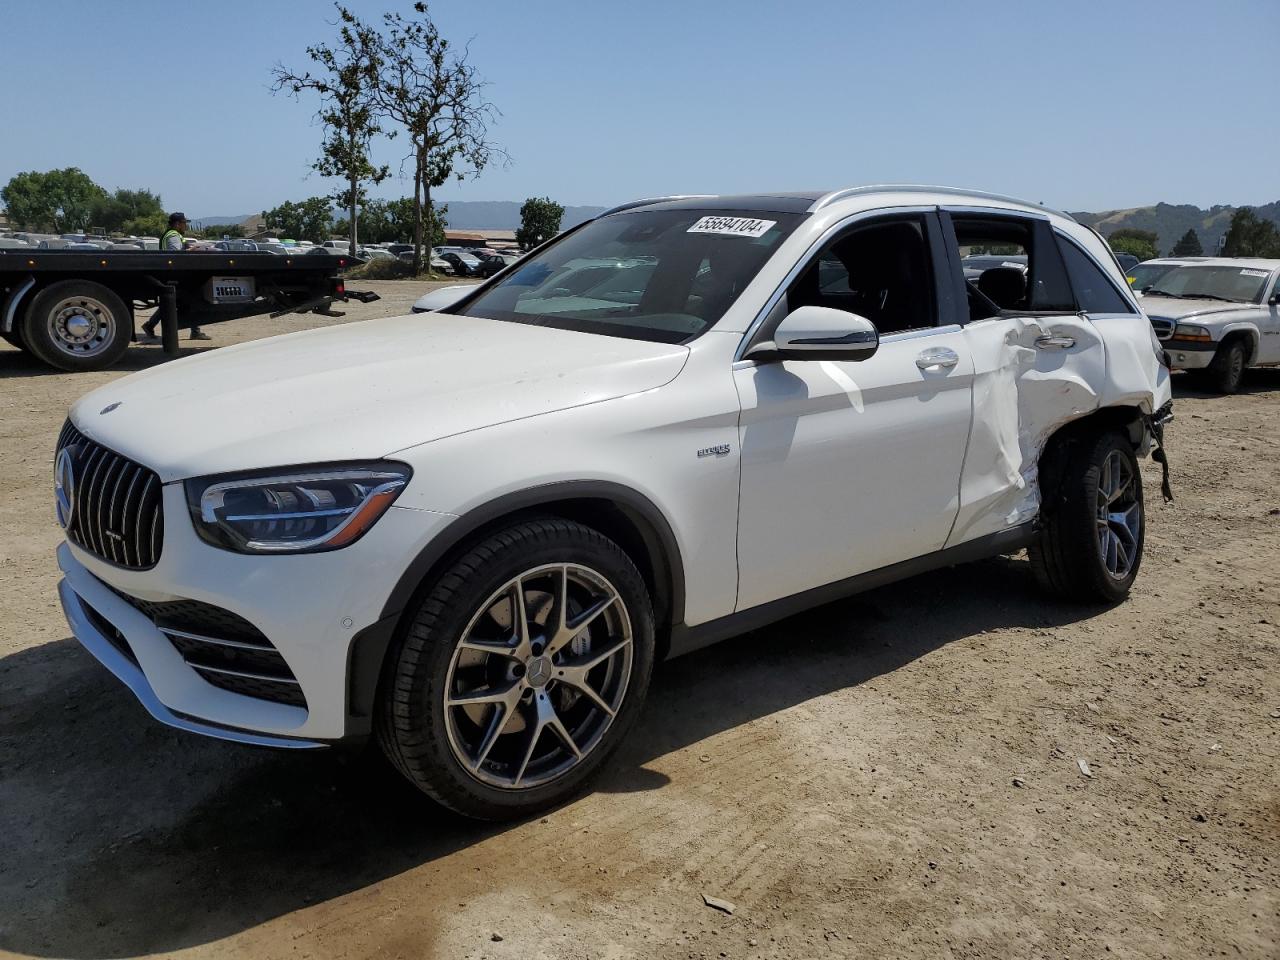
[1145,290,1183,298]
[1178,293,1239,303]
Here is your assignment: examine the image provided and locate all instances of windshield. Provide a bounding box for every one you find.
[1128,262,1179,291]
[1147,264,1272,302]
[452,208,803,343]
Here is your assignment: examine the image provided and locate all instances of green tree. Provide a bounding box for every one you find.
[199,223,246,240]
[122,213,169,237]
[262,197,334,241]
[1,167,106,231]
[1170,228,1203,257]
[272,4,390,257]
[516,197,564,251]
[374,2,506,271]
[90,188,165,233]
[1221,207,1280,258]
[1107,228,1160,262]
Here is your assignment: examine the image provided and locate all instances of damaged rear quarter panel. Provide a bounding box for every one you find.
[946,313,1164,547]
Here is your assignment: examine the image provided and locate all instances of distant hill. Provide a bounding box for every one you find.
[1071,201,1280,256]
[192,200,608,233]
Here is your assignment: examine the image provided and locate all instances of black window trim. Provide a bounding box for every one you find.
[1052,229,1140,316]
[937,207,1083,322]
[738,206,960,359]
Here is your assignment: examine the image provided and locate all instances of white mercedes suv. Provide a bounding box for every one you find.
[54,187,1173,819]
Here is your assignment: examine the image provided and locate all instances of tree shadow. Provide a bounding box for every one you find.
[0,554,1100,958]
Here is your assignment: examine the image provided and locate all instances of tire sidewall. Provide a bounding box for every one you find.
[1211,340,1246,394]
[1080,432,1145,602]
[384,521,655,819]
[23,280,132,372]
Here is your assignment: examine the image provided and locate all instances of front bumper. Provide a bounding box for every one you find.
[1162,338,1216,370]
[56,483,456,744]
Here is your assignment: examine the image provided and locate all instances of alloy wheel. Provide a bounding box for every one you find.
[1095,449,1141,580]
[443,563,633,790]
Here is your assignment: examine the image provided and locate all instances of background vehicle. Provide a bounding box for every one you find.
[1,248,374,370]
[436,251,482,276]
[1141,257,1280,392]
[1114,252,1140,273]
[54,187,1171,820]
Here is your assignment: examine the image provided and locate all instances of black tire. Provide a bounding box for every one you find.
[1030,430,1144,603]
[377,518,656,820]
[1204,337,1247,394]
[21,280,132,372]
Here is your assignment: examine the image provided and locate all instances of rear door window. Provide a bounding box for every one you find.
[1056,236,1135,314]
[944,213,1076,321]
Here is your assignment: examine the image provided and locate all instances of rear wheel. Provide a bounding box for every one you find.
[1030,430,1144,603]
[21,280,132,371]
[1204,337,1247,394]
[377,518,655,820]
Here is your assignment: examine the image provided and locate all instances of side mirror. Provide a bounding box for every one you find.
[746,305,879,362]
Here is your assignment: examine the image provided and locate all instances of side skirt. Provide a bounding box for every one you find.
[665,523,1037,659]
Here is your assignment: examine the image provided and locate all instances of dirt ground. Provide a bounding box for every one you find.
[1,283,1276,960]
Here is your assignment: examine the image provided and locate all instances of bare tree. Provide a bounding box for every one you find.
[271,5,390,257]
[374,2,507,272]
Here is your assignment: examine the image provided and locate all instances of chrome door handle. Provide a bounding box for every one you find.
[916,347,959,370]
[1036,335,1076,350]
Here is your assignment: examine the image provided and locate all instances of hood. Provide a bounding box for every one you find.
[1140,295,1254,322]
[70,313,689,481]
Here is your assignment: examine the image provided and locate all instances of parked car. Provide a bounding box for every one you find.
[1127,257,1195,293]
[214,240,260,253]
[1140,257,1280,392]
[1113,253,1140,274]
[469,249,510,278]
[54,186,1171,820]
[434,251,483,277]
[359,247,396,261]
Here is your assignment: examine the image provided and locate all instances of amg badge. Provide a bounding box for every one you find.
[697,444,731,458]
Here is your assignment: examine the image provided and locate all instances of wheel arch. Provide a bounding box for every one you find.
[380,480,686,655]
[1215,325,1258,363]
[1038,404,1147,506]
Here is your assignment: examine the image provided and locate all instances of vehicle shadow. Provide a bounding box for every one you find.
[1170,367,1280,397]
[0,553,1098,958]
[0,343,215,379]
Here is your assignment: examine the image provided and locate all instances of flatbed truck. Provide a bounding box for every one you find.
[0,249,376,371]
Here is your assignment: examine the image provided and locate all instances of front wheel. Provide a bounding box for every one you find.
[1204,338,1247,394]
[377,518,655,820]
[1030,430,1144,603]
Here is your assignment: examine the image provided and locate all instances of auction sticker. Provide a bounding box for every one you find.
[687,216,777,238]
[1240,268,1270,278]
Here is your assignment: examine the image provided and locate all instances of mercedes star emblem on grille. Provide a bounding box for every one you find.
[54,447,75,529]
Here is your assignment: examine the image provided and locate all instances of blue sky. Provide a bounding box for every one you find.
[1,0,1276,218]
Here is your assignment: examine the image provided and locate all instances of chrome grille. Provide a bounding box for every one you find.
[56,421,163,569]
[1149,316,1174,341]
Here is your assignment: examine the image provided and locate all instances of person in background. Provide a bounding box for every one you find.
[140,212,211,342]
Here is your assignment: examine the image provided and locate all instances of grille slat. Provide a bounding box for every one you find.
[57,422,163,570]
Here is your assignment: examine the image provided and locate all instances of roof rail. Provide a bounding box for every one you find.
[597,195,718,218]
[809,185,1071,219]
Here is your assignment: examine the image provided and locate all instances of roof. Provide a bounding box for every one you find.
[600,185,1067,220]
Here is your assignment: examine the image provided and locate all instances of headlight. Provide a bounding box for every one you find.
[185,462,411,554]
[1173,324,1213,342]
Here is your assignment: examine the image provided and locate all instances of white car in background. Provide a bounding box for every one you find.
[54,186,1171,820]
[1139,258,1280,393]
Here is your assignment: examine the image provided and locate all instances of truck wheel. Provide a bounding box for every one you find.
[1204,338,1247,394]
[21,280,132,372]
[1030,430,1144,604]
[377,518,655,820]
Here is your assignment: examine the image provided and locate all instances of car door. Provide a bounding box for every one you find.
[941,211,1112,546]
[733,211,975,611]
[1260,270,1280,364]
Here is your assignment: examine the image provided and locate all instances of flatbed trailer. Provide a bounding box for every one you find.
[0,249,378,371]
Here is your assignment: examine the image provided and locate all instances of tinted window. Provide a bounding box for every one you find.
[949,215,1074,320]
[785,216,935,335]
[1057,237,1134,314]
[455,209,802,343]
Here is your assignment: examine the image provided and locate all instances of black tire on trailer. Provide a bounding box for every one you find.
[1029,430,1144,604]
[21,279,132,372]
[377,518,656,820]
[1204,336,1248,395]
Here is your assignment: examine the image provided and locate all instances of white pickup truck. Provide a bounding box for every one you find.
[1134,257,1280,393]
